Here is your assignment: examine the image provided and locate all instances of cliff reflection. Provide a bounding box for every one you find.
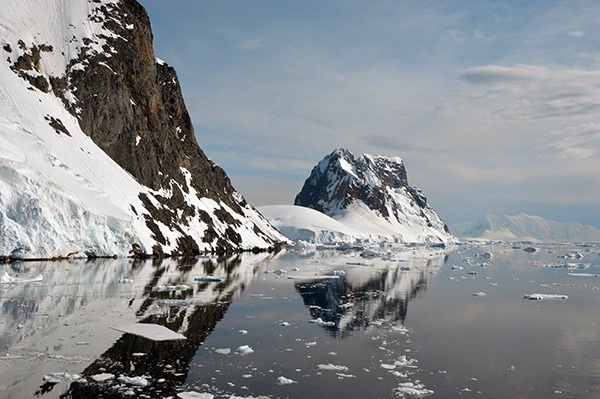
[63,253,273,398]
[295,249,448,337]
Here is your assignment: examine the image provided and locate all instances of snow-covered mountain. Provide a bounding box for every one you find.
[0,0,286,259]
[291,148,456,244]
[451,214,600,242]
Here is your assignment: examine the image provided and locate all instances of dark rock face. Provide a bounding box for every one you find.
[6,0,283,256]
[295,148,452,237]
[295,148,410,217]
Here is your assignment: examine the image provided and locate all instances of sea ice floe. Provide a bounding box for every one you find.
[235,345,254,355]
[112,323,186,341]
[309,318,335,327]
[317,364,349,372]
[215,348,231,355]
[0,271,43,284]
[154,284,192,292]
[395,381,434,397]
[277,376,297,385]
[472,291,487,297]
[567,273,600,278]
[523,293,568,301]
[117,375,149,387]
[395,355,418,368]
[177,392,214,399]
[91,373,115,382]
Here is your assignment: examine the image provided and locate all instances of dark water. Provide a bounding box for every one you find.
[1,243,599,398]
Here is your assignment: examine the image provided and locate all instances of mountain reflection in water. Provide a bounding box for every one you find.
[295,253,447,337]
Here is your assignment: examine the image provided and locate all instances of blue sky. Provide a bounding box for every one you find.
[138,0,600,227]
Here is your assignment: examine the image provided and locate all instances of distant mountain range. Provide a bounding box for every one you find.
[450,214,600,242]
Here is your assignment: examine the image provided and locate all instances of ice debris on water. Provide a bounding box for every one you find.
[177,391,214,399]
[112,323,186,341]
[235,345,254,355]
[396,381,434,397]
[277,376,297,385]
[117,375,149,387]
[395,355,418,368]
[154,284,192,292]
[317,364,349,372]
[157,299,203,307]
[43,372,83,383]
[309,317,336,327]
[472,291,487,297]
[567,273,600,278]
[524,293,568,301]
[1,271,43,284]
[91,373,115,382]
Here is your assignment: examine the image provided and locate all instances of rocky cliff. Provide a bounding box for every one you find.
[0,0,285,258]
[295,148,455,244]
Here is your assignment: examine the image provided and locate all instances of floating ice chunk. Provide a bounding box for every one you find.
[0,271,43,284]
[194,276,223,282]
[215,348,231,355]
[336,373,356,378]
[395,355,418,368]
[277,376,297,385]
[317,364,349,372]
[396,381,434,397]
[381,363,396,370]
[157,299,203,307]
[154,284,192,292]
[177,392,214,399]
[280,322,290,326]
[472,291,487,297]
[112,323,186,341]
[43,372,82,382]
[117,375,149,387]
[567,273,600,277]
[92,373,115,382]
[309,318,335,327]
[238,330,248,335]
[235,345,254,355]
[523,293,568,301]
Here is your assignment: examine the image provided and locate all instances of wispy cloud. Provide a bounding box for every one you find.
[567,30,585,38]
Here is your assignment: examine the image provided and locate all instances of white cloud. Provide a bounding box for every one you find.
[567,30,585,38]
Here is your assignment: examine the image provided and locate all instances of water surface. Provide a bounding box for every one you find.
[1,243,599,398]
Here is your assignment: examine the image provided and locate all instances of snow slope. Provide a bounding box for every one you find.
[451,213,600,243]
[258,205,367,245]
[0,0,285,258]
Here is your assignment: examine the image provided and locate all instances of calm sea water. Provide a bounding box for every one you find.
[1,243,599,398]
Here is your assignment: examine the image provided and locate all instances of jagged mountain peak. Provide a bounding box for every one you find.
[294,148,455,244]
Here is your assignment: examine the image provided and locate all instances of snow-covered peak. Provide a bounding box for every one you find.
[294,148,456,244]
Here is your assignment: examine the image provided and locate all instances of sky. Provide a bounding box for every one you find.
[138,0,600,228]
